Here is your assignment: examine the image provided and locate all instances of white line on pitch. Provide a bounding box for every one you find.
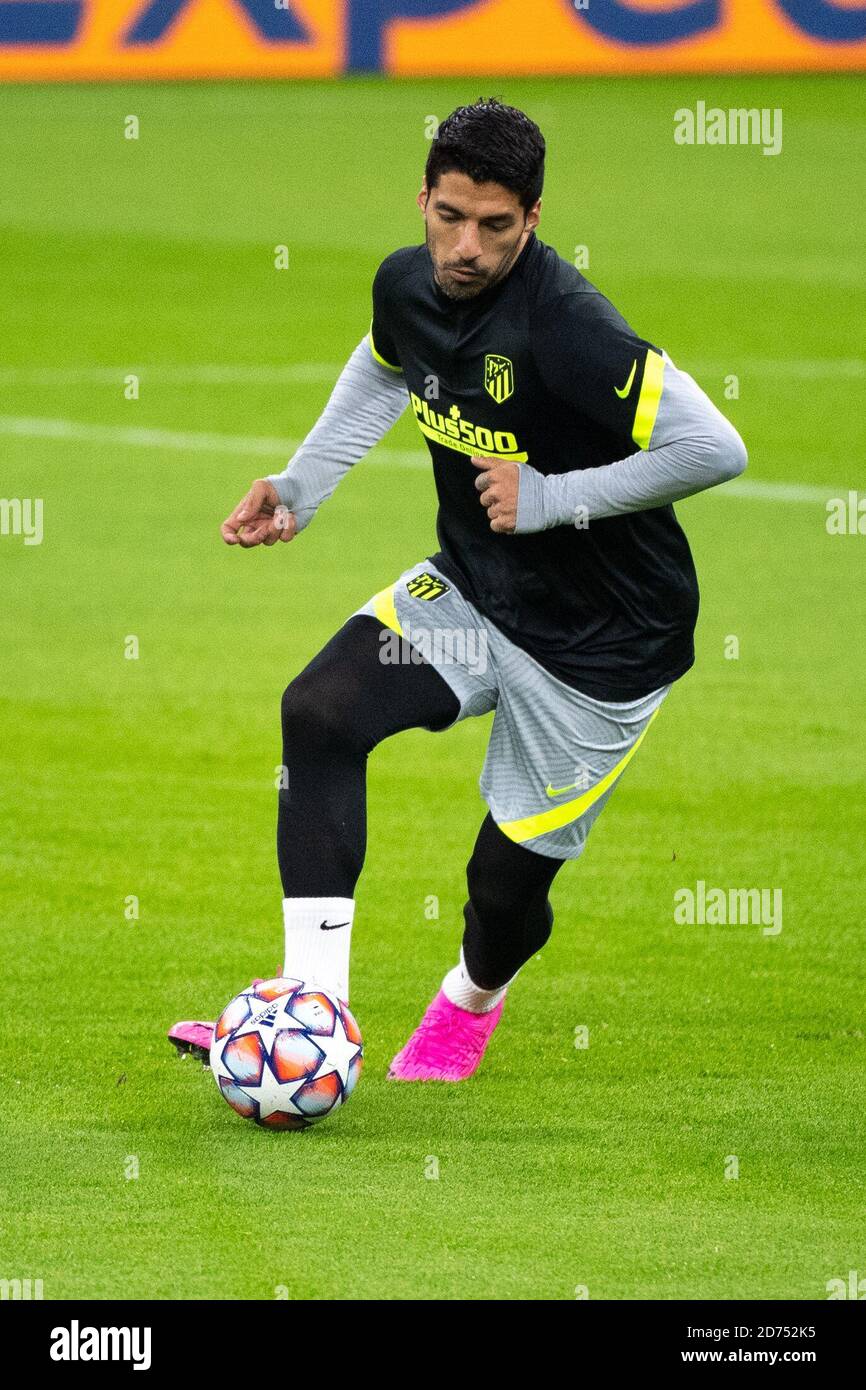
[0,414,298,456]
[0,413,843,503]
[0,364,342,385]
[721,479,837,503]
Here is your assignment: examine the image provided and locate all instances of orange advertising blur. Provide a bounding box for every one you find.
[0,0,864,81]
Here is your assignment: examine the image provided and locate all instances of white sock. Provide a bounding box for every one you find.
[282,897,354,1003]
[441,946,517,1015]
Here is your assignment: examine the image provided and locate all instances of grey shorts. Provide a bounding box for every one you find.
[352,558,670,860]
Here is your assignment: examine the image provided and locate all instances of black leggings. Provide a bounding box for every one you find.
[278,615,564,989]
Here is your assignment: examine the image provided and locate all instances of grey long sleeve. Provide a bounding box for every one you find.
[515,354,747,534]
[266,336,409,531]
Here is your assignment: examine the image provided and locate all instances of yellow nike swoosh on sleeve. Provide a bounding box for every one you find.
[614,359,637,398]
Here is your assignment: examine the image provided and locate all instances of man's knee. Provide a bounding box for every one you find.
[281,668,363,753]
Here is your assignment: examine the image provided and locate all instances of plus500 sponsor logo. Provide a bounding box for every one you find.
[2,2,864,71]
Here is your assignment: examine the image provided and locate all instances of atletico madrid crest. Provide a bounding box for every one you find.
[406,572,450,601]
[484,353,514,404]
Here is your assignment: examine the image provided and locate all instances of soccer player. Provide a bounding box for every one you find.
[170,99,746,1081]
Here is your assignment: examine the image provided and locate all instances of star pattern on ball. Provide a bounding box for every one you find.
[212,984,364,1127]
[234,994,306,1047]
[233,1068,309,1122]
[307,1013,362,1092]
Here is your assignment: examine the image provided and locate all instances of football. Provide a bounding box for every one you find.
[210,978,363,1130]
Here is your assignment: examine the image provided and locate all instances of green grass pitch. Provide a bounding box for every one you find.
[1,75,864,1301]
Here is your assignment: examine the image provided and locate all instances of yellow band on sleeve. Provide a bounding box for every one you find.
[632,349,665,450]
[368,320,402,373]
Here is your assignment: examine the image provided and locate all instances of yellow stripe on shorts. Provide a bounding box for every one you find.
[371,583,402,636]
[497,709,660,845]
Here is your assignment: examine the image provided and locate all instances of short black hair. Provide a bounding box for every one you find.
[425,98,545,214]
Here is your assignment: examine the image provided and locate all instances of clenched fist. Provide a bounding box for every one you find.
[221,479,298,548]
[472,455,520,534]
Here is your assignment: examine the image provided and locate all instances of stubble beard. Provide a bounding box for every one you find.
[427,226,526,302]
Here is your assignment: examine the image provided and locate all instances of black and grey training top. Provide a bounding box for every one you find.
[268,231,747,701]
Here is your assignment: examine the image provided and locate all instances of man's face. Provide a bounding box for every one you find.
[417,170,540,301]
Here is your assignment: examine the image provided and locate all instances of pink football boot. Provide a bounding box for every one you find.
[168,979,265,1064]
[387,988,506,1082]
[168,1020,213,1064]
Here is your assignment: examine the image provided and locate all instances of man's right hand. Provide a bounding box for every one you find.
[221,479,298,547]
